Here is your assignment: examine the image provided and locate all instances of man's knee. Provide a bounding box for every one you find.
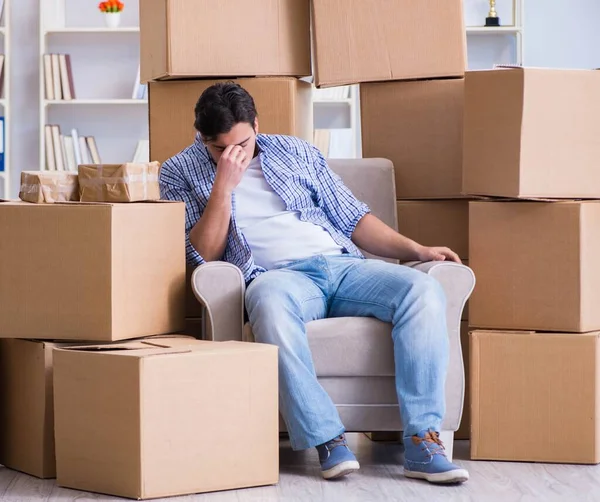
[246,273,302,322]
[403,272,446,315]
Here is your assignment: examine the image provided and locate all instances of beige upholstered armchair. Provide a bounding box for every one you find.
[190,158,475,459]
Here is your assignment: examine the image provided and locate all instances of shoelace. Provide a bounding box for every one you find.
[324,435,348,452]
[412,430,447,459]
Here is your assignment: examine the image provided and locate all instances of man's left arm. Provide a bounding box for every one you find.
[310,145,460,264]
[352,213,461,263]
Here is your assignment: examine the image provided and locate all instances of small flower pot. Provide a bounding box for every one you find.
[104,12,121,29]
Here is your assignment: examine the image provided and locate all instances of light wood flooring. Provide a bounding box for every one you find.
[1,435,599,502]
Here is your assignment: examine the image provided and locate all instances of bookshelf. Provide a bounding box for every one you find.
[38,0,147,171]
[466,0,525,68]
[0,0,9,198]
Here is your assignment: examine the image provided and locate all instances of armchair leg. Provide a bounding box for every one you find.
[365,432,402,443]
[439,431,454,461]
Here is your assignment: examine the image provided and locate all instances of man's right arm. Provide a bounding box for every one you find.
[159,145,250,263]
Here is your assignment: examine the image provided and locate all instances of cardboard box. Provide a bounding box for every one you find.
[149,78,313,163]
[455,322,470,440]
[78,162,160,202]
[140,0,310,82]
[53,339,279,499]
[362,79,464,198]
[0,339,75,478]
[396,200,469,260]
[0,201,186,340]
[312,0,466,87]
[0,335,195,479]
[469,200,600,332]
[464,67,600,198]
[19,171,79,204]
[471,330,600,464]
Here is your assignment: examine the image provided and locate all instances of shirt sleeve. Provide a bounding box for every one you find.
[309,145,371,238]
[159,159,206,267]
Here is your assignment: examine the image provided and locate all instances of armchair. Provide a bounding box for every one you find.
[191,158,475,459]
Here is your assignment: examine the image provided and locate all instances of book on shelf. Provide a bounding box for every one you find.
[0,55,5,98]
[0,117,4,172]
[0,1,5,26]
[44,53,75,101]
[44,125,101,171]
[313,128,353,159]
[132,65,147,100]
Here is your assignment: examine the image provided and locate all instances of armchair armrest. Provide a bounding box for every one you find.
[190,262,245,342]
[405,261,476,431]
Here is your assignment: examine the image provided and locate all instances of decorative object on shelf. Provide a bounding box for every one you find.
[485,0,500,26]
[98,1,124,29]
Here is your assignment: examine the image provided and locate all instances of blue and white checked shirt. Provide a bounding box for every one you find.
[159,134,371,283]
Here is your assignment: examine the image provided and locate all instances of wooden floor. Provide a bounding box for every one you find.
[1,435,599,502]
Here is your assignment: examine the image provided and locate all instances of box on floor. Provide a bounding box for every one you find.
[140,0,310,81]
[464,67,600,198]
[396,200,469,260]
[312,0,465,87]
[0,201,186,341]
[469,200,600,332]
[53,339,279,499]
[470,329,600,464]
[0,335,196,479]
[149,78,313,164]
[362,78,464,198]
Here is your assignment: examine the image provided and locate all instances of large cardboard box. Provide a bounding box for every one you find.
[140,0,310,82]
[0,201,186,340]
[53,339,279,499]
[149,78,313,164]
[0,335,195,479]
[312,0,465,87]
[464,67,600,198]
[396,200,469,260]
[471,330,600,464]
[362,79,464,198]
[469,200,600,332]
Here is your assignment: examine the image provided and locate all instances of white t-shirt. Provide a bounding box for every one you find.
[234,155,343,270]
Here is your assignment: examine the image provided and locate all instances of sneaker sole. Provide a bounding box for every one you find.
[404,468,469,484]
[322,460,361,480]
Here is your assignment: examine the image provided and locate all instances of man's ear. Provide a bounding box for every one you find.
[254,118,259,134]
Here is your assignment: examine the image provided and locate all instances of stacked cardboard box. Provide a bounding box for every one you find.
[311,0,471,438]
[464,67,600,464]
[0,200,280,498]
[140,0,313,164]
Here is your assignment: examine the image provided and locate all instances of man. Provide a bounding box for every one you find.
[159,82,469,485]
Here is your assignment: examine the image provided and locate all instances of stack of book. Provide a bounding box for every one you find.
[43,125,100,171]
[43,54,75,101]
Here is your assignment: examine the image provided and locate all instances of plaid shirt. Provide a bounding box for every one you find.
[159,134,371,283]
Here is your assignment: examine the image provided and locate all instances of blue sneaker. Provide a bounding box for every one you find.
[316,435,360,480]
[403,429,469,484]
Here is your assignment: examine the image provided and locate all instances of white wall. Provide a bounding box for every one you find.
[7,0,600,197]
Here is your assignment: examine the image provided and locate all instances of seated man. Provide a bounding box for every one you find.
[159,82,469,485]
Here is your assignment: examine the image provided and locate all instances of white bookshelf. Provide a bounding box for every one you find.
[466,0,525,68]
[38,0,147,171]
[0,0,9,198]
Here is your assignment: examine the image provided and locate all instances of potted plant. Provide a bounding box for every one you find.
[98,1,125,29]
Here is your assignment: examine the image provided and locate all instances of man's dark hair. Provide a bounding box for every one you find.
[194,82,258,142]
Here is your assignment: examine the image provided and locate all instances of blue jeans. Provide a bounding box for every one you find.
[245,255,449,451]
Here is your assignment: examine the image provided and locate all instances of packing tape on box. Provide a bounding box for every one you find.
[19,182,77,195]
[80,173,158,201]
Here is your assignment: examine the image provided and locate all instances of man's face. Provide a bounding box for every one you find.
[203,120,258,165]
